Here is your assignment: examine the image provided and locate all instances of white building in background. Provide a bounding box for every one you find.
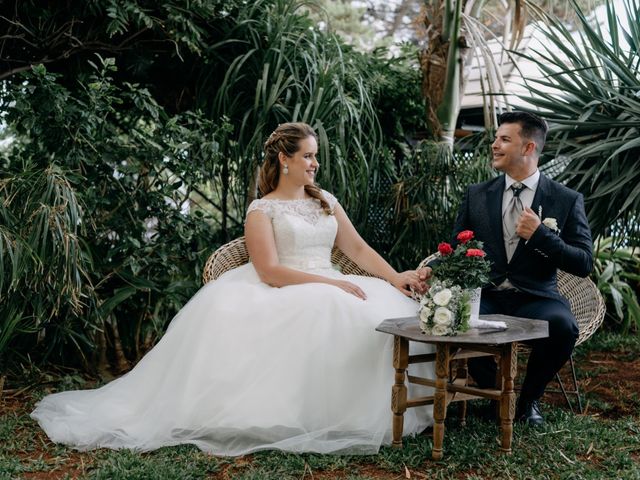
[459,0,632,131]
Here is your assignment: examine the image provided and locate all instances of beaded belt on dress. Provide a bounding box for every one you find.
[280,258,333,271]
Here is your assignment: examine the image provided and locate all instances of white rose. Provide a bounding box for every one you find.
[433,307,453,326]
[419,306,432,323]
[543,217,558,231]
[432,323,450,336]
[432,288,452,306]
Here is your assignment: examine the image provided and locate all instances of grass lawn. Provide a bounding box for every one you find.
[1,331,639,479]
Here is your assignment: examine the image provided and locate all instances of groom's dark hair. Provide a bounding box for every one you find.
[499,111,548,155]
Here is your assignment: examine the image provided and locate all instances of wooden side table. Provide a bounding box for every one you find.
[376,314,548,460]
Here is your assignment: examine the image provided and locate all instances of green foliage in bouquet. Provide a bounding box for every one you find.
[432,230,491,290]
[419,280,471,336]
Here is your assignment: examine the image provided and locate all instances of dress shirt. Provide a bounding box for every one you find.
[497,169,540,290]
[502,169,540,215]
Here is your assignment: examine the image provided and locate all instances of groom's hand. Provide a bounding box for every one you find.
[415,267,432,294]
[392,270,428,297]
[516,206,541,240]
[417,267,432,283]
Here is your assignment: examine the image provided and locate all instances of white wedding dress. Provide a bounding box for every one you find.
[31,191,434,456]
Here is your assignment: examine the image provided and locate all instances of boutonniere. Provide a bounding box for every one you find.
[538,206,560,234]
[543,217,560,233]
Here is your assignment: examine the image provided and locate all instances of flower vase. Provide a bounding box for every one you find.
[467,287,481,322]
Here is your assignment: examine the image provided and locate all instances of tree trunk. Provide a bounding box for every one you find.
[436,0,463,147]
[108,317,131,374]
[95,327,112,379]
[420,0,465,143]
[419,0,525,143]
[420,34,448,140]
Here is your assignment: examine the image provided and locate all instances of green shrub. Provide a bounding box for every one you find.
[0,59,221,374]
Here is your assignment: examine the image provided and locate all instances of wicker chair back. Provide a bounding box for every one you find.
[202,236,375,284]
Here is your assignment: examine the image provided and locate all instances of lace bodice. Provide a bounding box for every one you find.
[247,191,339,271]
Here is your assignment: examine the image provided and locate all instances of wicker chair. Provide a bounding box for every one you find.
[549,270,606,412]
[417,254,606,413]
[202,236,375,284]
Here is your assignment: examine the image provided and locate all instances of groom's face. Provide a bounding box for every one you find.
[491,122,529,173]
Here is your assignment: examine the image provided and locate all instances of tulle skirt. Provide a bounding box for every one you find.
[31,264,434,455]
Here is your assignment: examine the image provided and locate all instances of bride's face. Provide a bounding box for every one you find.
[282,135,319,186]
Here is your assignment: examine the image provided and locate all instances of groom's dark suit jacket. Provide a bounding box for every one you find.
[452,173,593,304]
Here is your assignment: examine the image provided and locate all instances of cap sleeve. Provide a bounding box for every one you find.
[321,190,339,210]
[246,199,274,219]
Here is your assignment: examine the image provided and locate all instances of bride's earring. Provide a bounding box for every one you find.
[283,164,289,175]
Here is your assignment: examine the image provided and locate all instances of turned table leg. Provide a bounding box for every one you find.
[432,344,450,460]
[391,336,409,448]
[499,343,517,454]
[455,357,468,426]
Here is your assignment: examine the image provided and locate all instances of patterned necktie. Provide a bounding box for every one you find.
[503,182,525,260]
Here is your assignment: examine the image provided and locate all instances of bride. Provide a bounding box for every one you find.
[31,122,434,456]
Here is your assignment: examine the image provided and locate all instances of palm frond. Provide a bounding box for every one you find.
[516,0,640,244]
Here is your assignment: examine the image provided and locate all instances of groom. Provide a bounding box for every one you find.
[424,111,593,426]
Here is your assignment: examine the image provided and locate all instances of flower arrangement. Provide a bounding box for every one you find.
[542,217,560,233]
[431,230,491,290]
[538,206,560,234]
[417,230,491,336]
[419,280,471,336]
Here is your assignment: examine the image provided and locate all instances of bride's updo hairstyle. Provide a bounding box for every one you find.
[259,122,333,215]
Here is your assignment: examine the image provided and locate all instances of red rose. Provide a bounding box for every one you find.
[438,242,453,256]
[466,248,486,257]
[457,230,474,243]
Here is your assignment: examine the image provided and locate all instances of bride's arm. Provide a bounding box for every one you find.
[333,203,425,296]
[245,210,367,299]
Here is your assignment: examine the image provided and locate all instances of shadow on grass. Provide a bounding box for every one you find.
[2,330,639,479]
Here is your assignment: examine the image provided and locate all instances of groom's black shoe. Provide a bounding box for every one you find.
[516,398,544,427]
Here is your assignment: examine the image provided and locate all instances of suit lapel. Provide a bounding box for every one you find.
[487,177,507,262]
[530,173,547,219]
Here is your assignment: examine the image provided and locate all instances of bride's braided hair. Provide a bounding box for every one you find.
[259,122,333,214]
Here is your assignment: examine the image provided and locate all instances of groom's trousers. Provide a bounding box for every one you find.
[468,289,579,401]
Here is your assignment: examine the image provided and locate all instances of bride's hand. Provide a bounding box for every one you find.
[392,270,428,297]
[327,279,367,300]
